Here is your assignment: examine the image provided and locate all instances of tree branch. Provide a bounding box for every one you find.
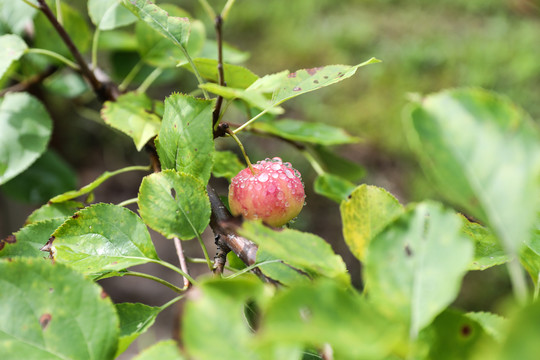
[36,0,118,102]
[212,15,226,134]
[0,66,57,97]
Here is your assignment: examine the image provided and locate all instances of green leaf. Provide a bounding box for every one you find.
[519,243,540,286]
[252,119,359,145]
[1,150,77,204]
[33,2,91,58]
[0,258,119,360]
[88,0,137,30]
[134,340,186,360]
[405,88,540,256]
[465,311,506,342]
[138,170,211,240]
[461,215,509,270]
[238,221,350,284]
[271,58,380,107]
[0,0,37,34]
[26,201,84,225]
[156,93,215,185]
[340,184,404,261]
[198,83,283,114]
[49,165,149,203]
[255,248,311,286]
[101,92,161,151]
[258,279,402,360]
[99,30,138,51]
[0,218,65,259]
[52,203,159,276]
[312,145,366,182]
[135,5,205,68]
[0,92,52,185]
[116,302,162,357]
[183,277,263,360]
[364,202,474,337]
[198,40,250,64]
[418,309,494,360]
[182,58,258,89]
[314,173,356,203]
[123,0,190,49]
[212,150,245,181]
[499,301,540,360]
[43,71,89,98]
[0,34,27,80]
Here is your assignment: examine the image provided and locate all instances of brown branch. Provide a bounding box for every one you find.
[0,66,58,97]
[212,14,226,136]
[36,0,118,102]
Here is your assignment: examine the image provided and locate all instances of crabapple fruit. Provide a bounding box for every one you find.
[228,157,305,227]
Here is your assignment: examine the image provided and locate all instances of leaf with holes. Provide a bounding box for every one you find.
[364,202,473,337]
[101,92,161,151]
[123,0,190,49]
[0,93,52,185]
[52,203,159,276]
[156,93,215,185]
[138,170,211,240]
[270,58,380,107]
[0,258,118,360]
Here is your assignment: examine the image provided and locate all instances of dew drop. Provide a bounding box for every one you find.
[284,162,292,168]
[248,184,253,190]
[240,183,246,189]
[258,172,269,182]
[272,173,279,179]
[277,191,284,200]
[255,183,262,191]
[271,163,281,171]
[285,202,290,208]
[287,182,292,188]
[285,169,294,178]
[268,184,277,193]
[279,173,286,180]
[272,157,282,163]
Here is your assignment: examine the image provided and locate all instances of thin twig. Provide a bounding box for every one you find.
[0,66,57,97]
[173,237,191,289]
[212,14,225,128]
[36,0,118,102]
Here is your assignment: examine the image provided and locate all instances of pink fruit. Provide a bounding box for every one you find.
[228,157,306,227]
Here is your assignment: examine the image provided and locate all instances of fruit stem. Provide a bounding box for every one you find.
[302,149,325,176]
[227,128,255,174]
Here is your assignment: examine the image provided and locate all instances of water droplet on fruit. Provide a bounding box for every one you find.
[271,163,281,171]
[279,173,286,180]
[284,162,292,168]
[268,184,277,193]
[255,183,262,190]
[285,202,290,207]
[272,157,282,162]
[248,184,253,190]
[287,182,292,188]
[277,191,284,200]
[240,183,246,189]
[258,173,269,182]
[272,173,278,179]
[294,170,301,178]
[285,169,294,178]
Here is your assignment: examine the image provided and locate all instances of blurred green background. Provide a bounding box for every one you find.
[1,0,539,332]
